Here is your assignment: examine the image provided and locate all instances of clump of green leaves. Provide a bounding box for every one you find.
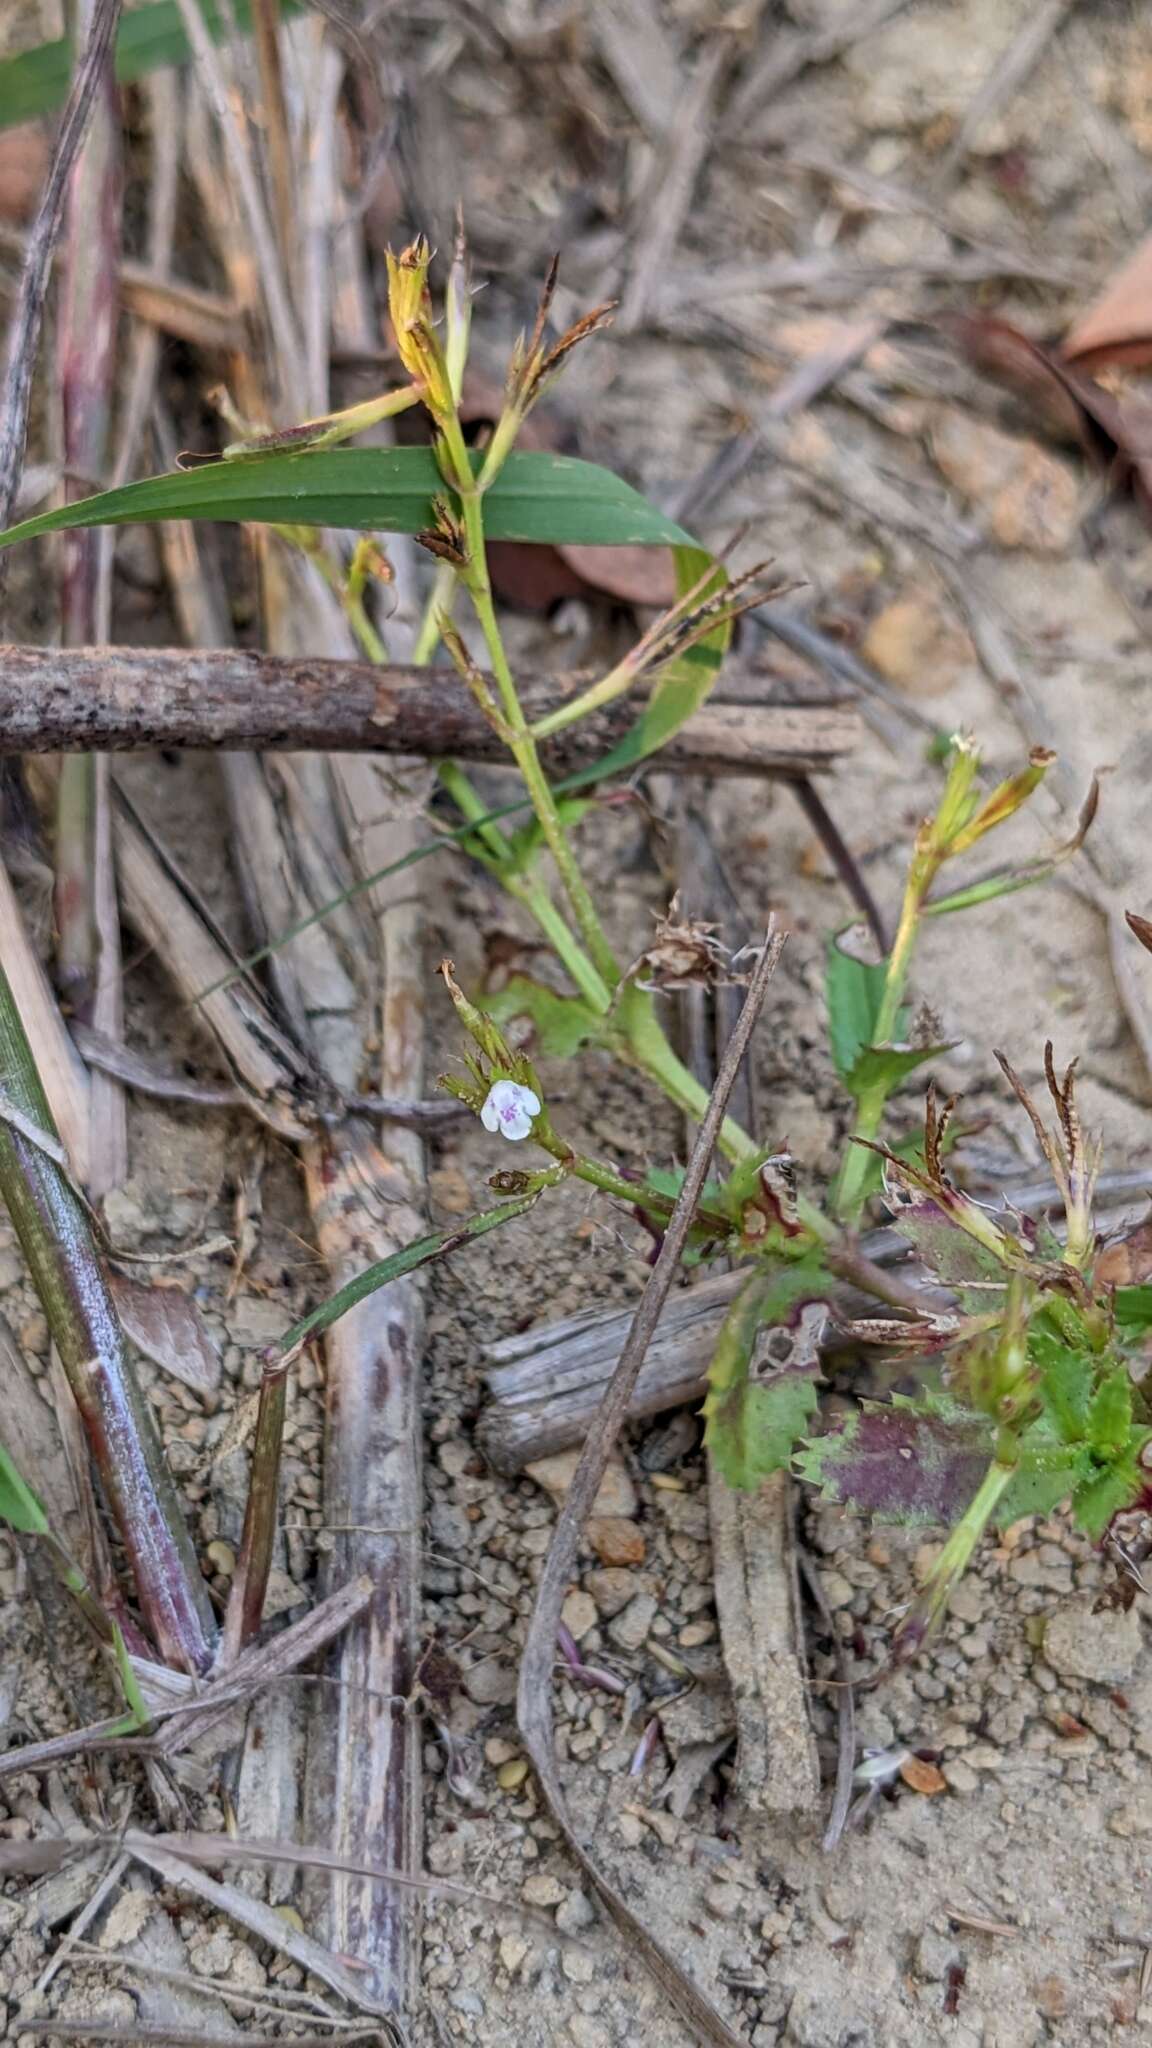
[800,1051,1151,1653]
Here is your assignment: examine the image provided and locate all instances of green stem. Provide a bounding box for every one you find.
[894,1450,1017,1661]
[413,560,456,665]
[833,860,930,1227]
[437,758,517,869]
[457,490,621,991]
[438,421,762,1162]
[620,986,756,1164]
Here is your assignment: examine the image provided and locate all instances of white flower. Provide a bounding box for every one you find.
[480,1077,541,1142]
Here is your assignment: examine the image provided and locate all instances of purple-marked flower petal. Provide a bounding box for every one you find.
[480,1077,541,1142]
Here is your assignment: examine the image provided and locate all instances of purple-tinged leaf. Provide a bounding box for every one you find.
[796,1400,993,1524]
[883,1179,1010,1304]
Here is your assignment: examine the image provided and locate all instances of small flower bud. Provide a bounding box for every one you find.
[385,238,454,421]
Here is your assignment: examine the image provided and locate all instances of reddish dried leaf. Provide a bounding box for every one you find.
[899,1756,947,1795]
[0,124,49,224]
[557,542,677,606]
[943,312,1118,456]
[1127,910,1152,957]
[1095,1219,1152,1289]
[486,538,589,611]
[945,312,1152,520]
[110,1272,222,1394]
[1063,233,1152,371]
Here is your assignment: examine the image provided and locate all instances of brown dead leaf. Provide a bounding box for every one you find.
[899,1756,947,1796]
[945,312,1152,522]
[931,408,1079,552]
[0,124,49,225]
[942,313,1119,456]
[862,587,975,696]
[1063,233,1152,371]
[1127,910,1152,956]
[110,1271,222,1393]
[1095,1218,1152,1289]
[558,542,677,606]
[635,898,737,992]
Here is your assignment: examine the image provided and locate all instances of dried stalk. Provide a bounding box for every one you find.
[670,805,819,1816]
[0,646,861,777]
[0,960,215,1671]
[300,101,428,2010]
[110,790,309,1119]
[220,1354,289,1666]
[0,0,122,537]
[54,0,127,1195]
[478,1266,743,1470]
[166,22,427,2011]
[517,930,784,2048]
[0,855,91,1180]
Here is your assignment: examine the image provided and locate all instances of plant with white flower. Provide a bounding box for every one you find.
[480,1077,541,1142]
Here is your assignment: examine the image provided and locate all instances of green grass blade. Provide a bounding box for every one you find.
[0,448,697,551]
[277,1190,541,1361]
[0,1441,50,1534]
[571,545,730,783]
[0,0,306,130]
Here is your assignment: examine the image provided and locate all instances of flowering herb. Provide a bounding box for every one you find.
[3,226,1127,1661]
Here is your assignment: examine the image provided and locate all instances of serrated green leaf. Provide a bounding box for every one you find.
[997,1450,1090,1525]
[481,976,604,1058]
[0,447,698,553]
[1087,1370,1133,1458]
[0,0,308,130]
[704,1257,833,1490]
[1033,1334,1093,1444]
[0,1443,49,1535]
[843,1040,955,1097]
[887,1191,1008,1301]
[825,933,889,1085]
[1072,1446,1148,1540]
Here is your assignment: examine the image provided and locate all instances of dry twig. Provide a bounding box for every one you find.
[0,0,122,538]
[0,646,860,778]
[517,928,785,2048]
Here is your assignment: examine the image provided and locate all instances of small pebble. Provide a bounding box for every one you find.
[561,1589,598,1641]
[521,1872,566,1908]
[586,1567,637,1617]
[608,1591,657,1652]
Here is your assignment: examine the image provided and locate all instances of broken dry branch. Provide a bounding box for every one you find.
[0,646,860,777]
[709,1469,820,1816]
[516,929,785,2048]
[478,1267,743,1472]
